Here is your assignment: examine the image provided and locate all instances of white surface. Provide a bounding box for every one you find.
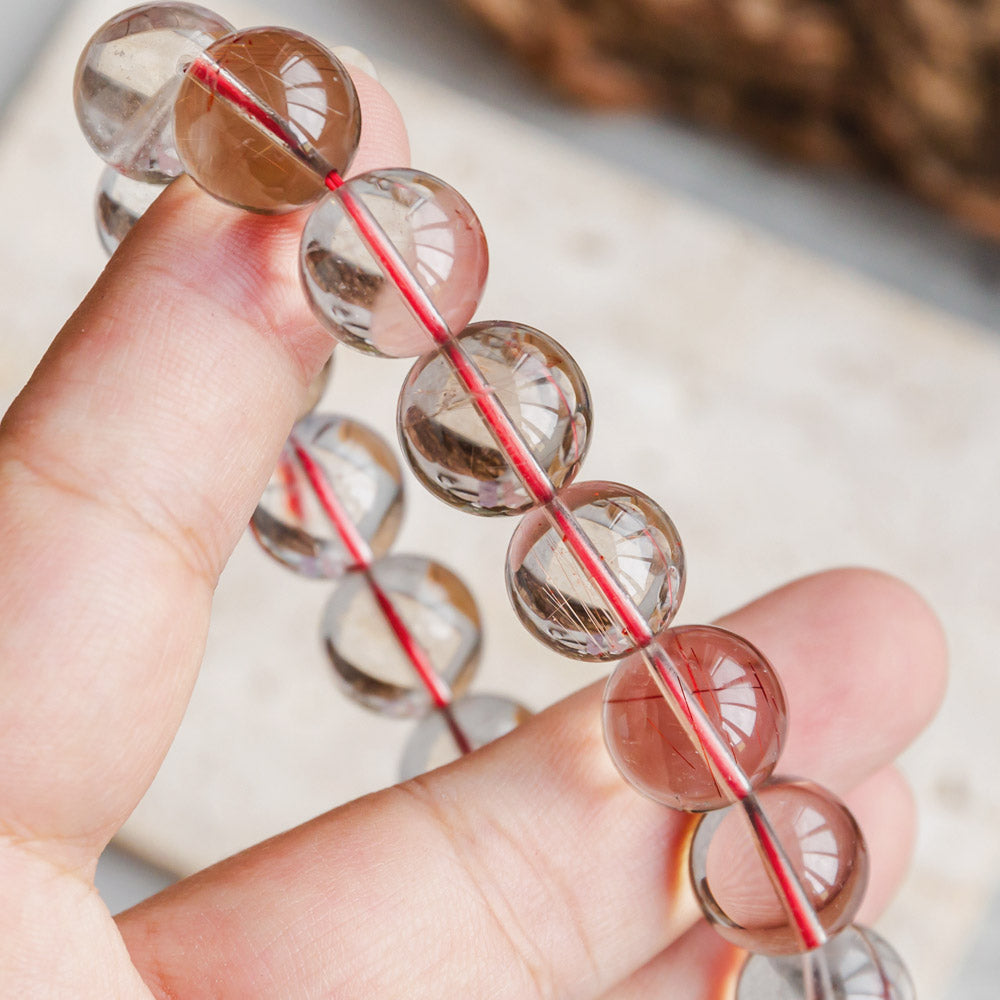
[2,0,999,995]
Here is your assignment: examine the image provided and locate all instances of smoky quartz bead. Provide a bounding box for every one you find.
[173,27,361,212]
[398,321,592,515]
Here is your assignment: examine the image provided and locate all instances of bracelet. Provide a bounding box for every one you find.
[74,4,916,996]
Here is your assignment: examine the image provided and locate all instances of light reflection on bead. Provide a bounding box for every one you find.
[506,480,685,660]
[300,169,489,357]
[603,625,787,811]
[174,27,361,212]
[398,321,592,515]
[322,554,481,716]
[74,2,234,182]
[737,925,915,1000]
[94,166,169,255]
[690,778,869,955]
[251,413,402,579]
[399,694,532,779]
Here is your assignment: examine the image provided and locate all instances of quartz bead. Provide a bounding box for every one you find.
[398,321,592,515]
[74,2,234,182]
[506,480,684,660]
[322,554,481,716]
[173,27,361,212]
[300,169,489,357]
[399,694,532,780]
[251,413,403,579]
[690,778,869,955]
[298,356,333,421]
[737,925,915,1000]
[94,166,169,255]
[603,625,787,811]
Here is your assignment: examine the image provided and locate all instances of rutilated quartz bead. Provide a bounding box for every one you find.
[301,169,489,357]
[603,625,787,811]
[398,321,592,515]
[506,480,685,660]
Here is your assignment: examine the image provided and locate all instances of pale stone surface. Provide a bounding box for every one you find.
[2,0,999,995]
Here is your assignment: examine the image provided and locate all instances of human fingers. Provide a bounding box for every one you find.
[598,766,918,999]
[0,71,408,874]
[116,569,945,1000]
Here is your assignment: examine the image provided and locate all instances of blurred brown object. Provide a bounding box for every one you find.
[457,0,1000,236]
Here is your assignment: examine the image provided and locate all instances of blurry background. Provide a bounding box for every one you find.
[2,0,999,996]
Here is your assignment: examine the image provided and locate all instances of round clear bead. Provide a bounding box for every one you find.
[300,169,489,357]
[690,778,870,955]
[398,321,592,515]
[737,925,915,1000]
[74,2,234,182]
[173,27,361,212]
[322,554,481,717]
[603,625,787,811]
[251,414,403,579]
[399,694,532,780]
[94,166,169,255]
[506,480,685,660]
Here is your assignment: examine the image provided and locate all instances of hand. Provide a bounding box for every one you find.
[0,69,946,999]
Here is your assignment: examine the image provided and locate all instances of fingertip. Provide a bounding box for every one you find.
[349,71,411,176]
[717,567,948,792]
[848,766,917,922]
[794,568,948,768]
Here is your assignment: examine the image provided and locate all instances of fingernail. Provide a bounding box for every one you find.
[332,46,379,82]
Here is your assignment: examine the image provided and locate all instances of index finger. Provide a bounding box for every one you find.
[0,69,409,872]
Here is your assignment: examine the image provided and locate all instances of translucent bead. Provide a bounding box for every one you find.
[603,625,787,811]
[173,28,361,213]
[251,414,403,579]
[399,694,532,780]
[74,2,234,182]
[398,322,592,515]
[690,778,869,955]
[506,480,684,660]
[322,554,481,716]
[94,166,169,255]
[737,925,915,1000]
[300,169,489,357]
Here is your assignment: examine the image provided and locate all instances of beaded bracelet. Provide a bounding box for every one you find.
[74,4,916,997]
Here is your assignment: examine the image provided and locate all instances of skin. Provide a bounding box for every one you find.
[0,72,946,999]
